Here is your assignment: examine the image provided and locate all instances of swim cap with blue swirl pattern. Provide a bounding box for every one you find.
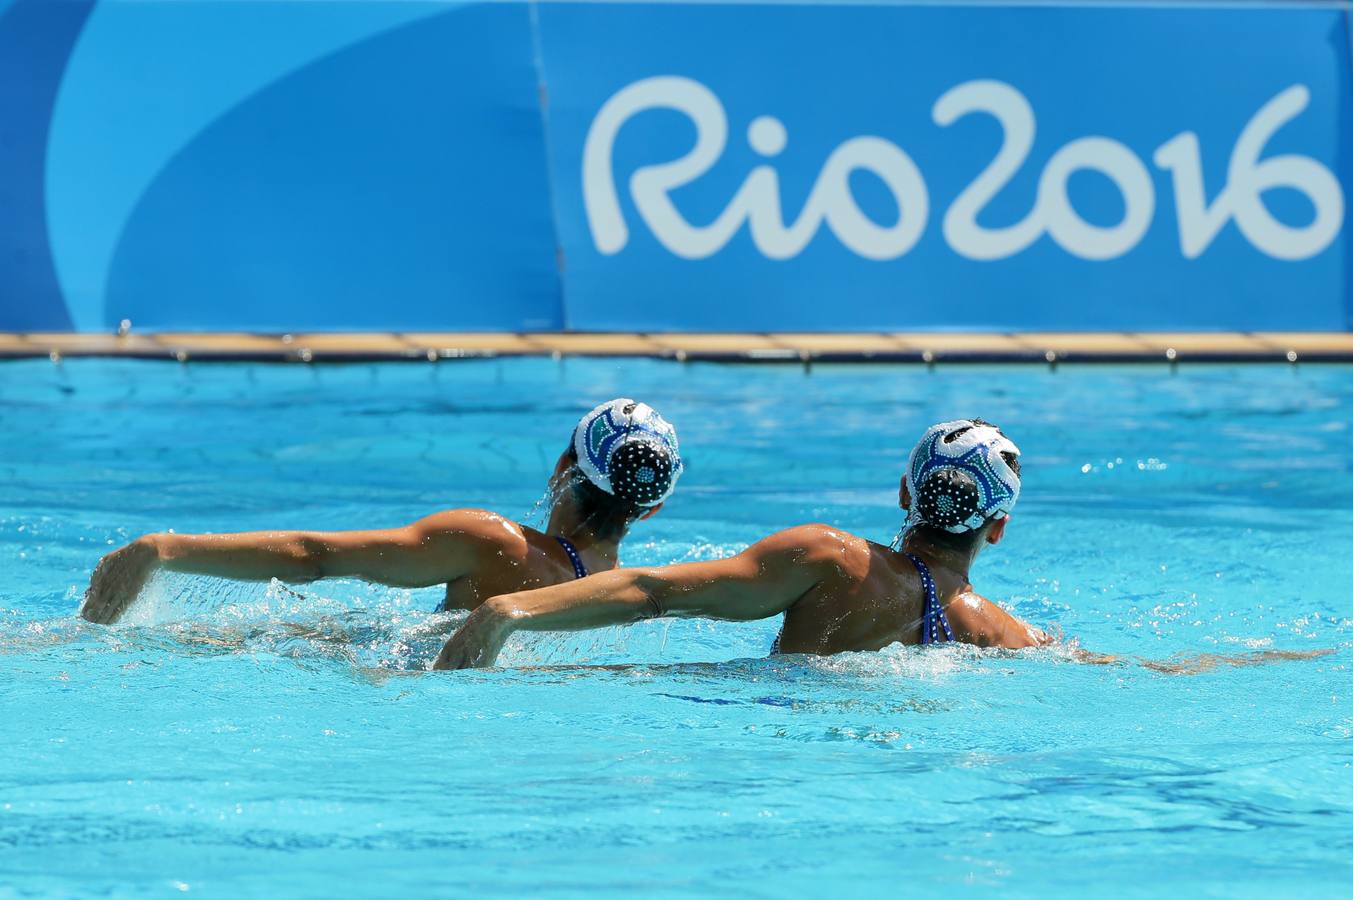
[905,419,1021,533]
[572,399,683,506]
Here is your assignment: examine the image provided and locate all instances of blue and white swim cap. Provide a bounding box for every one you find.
[905,419,1021,533]
[573,399,683,506]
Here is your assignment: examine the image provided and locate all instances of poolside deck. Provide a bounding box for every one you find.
[2,332,1351,363]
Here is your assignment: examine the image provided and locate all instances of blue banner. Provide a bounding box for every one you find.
[0,0,1349,333]
[540,3,1352,332]
[29,0,563,332]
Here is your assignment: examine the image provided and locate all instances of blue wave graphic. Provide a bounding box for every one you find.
[103,4,561,331]
[0,0,93,329]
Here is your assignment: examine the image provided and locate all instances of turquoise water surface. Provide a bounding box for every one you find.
[1,358,1350,897]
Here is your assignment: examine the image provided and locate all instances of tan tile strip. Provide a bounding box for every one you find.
[893,333,1026,352]
[648,333,789,354]
[769,333,906,354]
[0,332,1348,362]
[290,333,417,353]
[1251,332,1353,352]
[22,333,165,354]
[153,333,291,357]
[402,333,538,354]
[523,333,663,355]
[1012,333,1157,354]
[1133,332,1273,354]
[155,332,288,349]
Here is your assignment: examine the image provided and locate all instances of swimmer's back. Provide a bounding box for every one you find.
[774,530,926,654]
[773,526,1048,653]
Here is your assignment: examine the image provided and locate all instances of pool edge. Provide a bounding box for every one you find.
[2,332,1351,364]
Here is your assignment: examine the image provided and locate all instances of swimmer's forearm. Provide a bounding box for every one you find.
[139,516,478,590]
[493,570,662,632]
[85,517,471,624]
[435,547,813,669]
[432,571,660,670]
[488,561,789,633]
[81,532,319,624]
[145,532,331,582]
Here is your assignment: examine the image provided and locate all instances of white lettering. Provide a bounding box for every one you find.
[1040,137,1154,260]
[932,80,1041,260]
[583,77,1344,264]
[933,81,1153,260]
[1154,85,1344,260]
[582,76,927,260]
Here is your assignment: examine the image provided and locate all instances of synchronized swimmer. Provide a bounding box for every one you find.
[79,399,684,625]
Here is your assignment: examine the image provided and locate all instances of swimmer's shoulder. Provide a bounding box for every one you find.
[415,508,533,555]
[752,523,873,581]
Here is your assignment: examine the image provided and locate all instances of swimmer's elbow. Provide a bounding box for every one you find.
[962,621,1049,651]
[482,593,528,622]
[630,571,671,618]
[1005,623,1055,650]
[288,535,329,582]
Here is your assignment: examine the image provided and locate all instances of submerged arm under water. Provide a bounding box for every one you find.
[1069,646,1336,673]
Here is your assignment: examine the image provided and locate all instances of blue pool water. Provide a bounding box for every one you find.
[1,358,1350,897]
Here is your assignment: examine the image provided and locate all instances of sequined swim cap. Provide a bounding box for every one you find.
[905,419,1021,533]
[573,399,683,506]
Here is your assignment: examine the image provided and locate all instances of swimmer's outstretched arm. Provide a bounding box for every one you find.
[79,510,506,624]
[434,526,836,669]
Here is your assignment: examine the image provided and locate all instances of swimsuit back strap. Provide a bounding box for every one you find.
[904,553,955,645]
[554,536,588,580]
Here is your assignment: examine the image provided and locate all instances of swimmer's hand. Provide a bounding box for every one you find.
[80,537,161,623]
[433,599,516,670]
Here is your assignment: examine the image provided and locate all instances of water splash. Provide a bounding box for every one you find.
[521,477,563,531]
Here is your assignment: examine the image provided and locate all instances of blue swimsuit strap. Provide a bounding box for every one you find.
[554,536,588,580]
[904,553,954,645]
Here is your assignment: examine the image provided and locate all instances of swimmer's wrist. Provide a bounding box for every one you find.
[481,595,526,634]
[470,597,523,664]
[133,534,168,567]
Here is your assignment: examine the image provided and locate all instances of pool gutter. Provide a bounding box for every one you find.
[1,332,1351,364]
